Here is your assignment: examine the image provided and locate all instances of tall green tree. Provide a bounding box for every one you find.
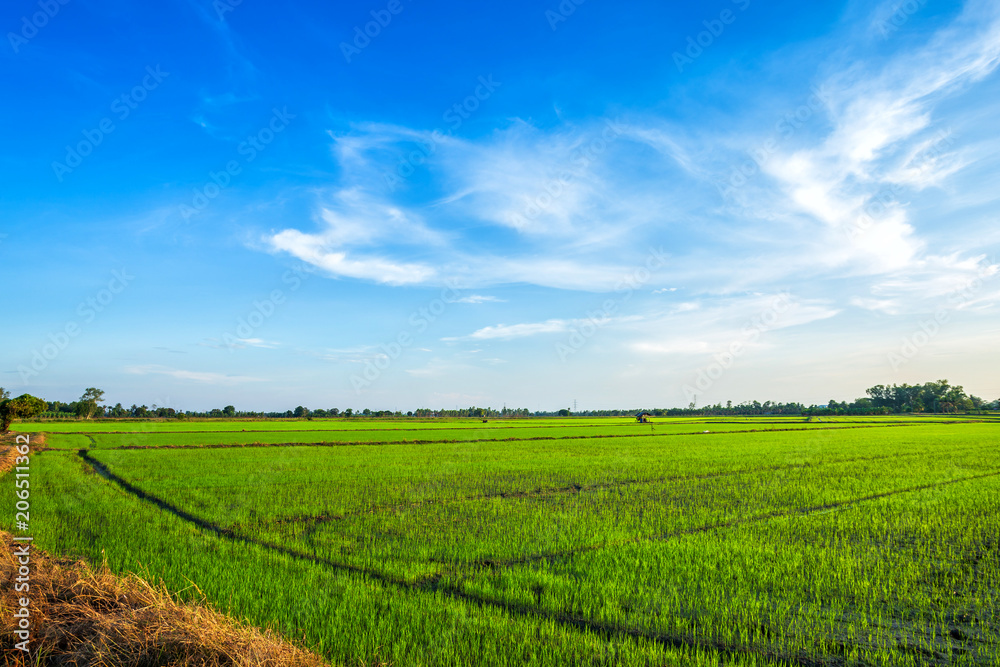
[76,387,105,419]
[1,394,47,432]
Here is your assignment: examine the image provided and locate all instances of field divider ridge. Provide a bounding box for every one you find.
[76,449,417,589]
[99,422,924,451]
[74,447,1000,667]
[53,418,958,436]
[465,468,1000,569]
[235,444,984,532]
[75,450,829,666]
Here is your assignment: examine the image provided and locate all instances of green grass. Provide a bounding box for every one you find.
[41,420,921,449]
[5,417,998,665]
[21,413,981,434]
[17,417,634,432]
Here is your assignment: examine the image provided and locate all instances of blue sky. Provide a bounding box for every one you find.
[3,0,999,412]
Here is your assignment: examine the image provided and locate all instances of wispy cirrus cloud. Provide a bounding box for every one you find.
[455,295,506,304]
[627,293,841,356]
[266,187,443,285]
[124,364,264,384]
[755,0,1000,280]
[855,255,1000,314]
[443,315,643,342]
[261,0,1000,320]
[443,319,578,342]
[200,337,280,350]
[263,117,694,291]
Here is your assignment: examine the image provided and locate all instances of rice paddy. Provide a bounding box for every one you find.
[5,416,999,665]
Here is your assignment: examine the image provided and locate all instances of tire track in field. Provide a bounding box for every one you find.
[246,441,995,534]
[239,443,978,533]
[268,461,799,543]
[78,447,999,667]
[98,421,922,451]
[76,449,415,589]
[421,582,848,667]
[466,468,1000,569]
[76,449,820,666]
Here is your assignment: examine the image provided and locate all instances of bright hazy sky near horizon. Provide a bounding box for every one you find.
[3,0,999,412]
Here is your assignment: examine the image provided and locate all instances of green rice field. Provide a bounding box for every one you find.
[5,416,999,665]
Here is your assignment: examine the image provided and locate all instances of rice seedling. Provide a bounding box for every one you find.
[3,417,997,665]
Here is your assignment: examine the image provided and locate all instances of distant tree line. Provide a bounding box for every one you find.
[545,400,807,417]
[537,381,996,417]
[29,399,534,421]
[861,380,987,414]
[2,380,995,429]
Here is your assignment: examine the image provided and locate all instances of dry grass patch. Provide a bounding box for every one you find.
[0,532,330,666]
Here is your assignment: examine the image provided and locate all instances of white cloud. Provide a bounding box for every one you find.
[240,338,279,349]
[444,319,576,341]
[857,255,1000,313]
[849,297,901,314]
[633,340,711,355]
[264,118,690,291]
[124,365,264,385]
[759,2,1000,278]
[269,228,435,285]
[266,187,443,285]
[201,337,280,350]
[671,302,700,313]
[627,294,841,359]
[258,0,1000,323]
[455,295,506,304]
[444,314,644,342]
